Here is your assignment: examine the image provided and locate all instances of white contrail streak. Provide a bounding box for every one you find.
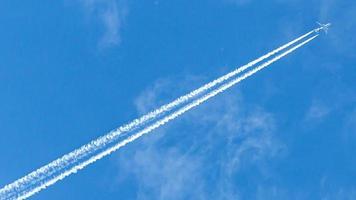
[1,28,316,200]
[0,29,316,200]
[6,34,318,200]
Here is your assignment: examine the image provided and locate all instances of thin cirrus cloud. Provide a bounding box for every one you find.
[117,76,285,199]
[305,101,330,121]
[78,0,128,48]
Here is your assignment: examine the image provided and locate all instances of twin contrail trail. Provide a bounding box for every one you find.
[0,28,319,199]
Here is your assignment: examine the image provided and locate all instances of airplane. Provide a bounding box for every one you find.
[315,22,331,34]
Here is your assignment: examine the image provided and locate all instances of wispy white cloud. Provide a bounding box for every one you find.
[319,176,356,200]
[321,189,356,200]
[303,83,356,127]
[305,100,330,122]
[116,75,285,199]
[78,0,128,48]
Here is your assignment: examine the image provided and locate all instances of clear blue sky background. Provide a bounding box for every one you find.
[1,0,356,199]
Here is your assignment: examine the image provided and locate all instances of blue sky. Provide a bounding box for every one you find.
[1,0,356,199]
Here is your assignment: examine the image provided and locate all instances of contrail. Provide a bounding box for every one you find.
[0,29,315,199]
[0,32,318,199]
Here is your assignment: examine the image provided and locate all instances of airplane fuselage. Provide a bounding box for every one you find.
[315,22,331,34]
